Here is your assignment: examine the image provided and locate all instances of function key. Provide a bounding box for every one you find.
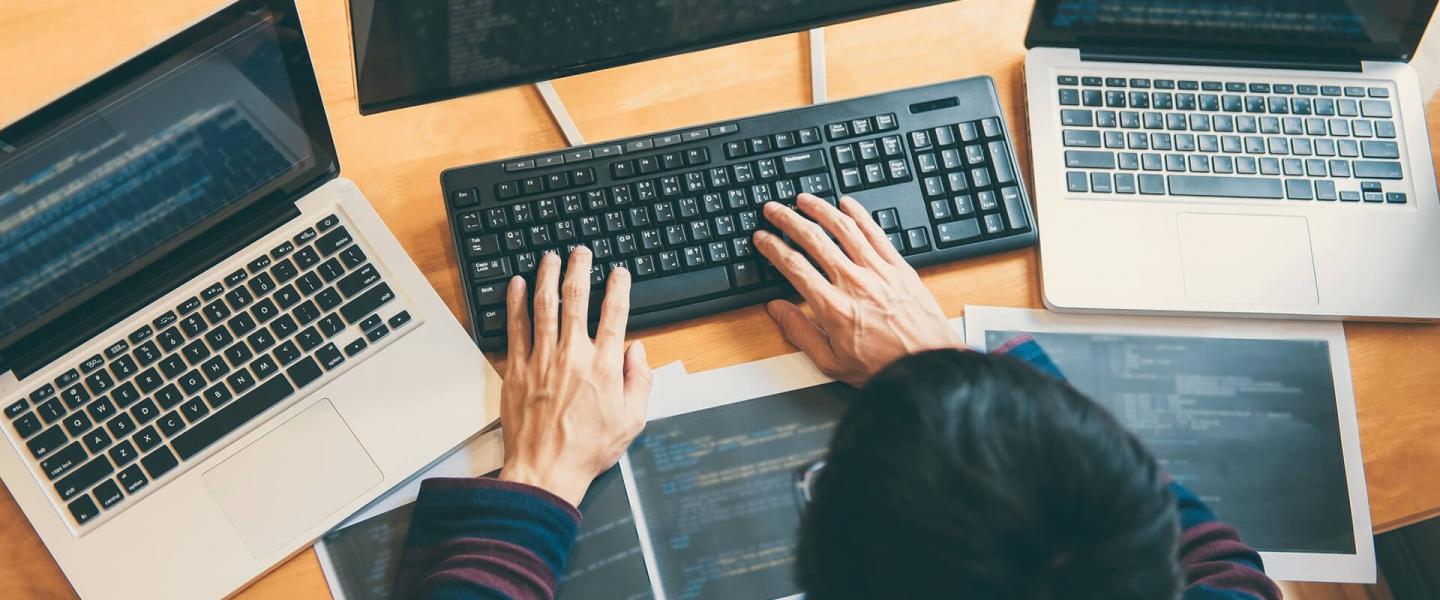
[685,148,710,165]
[655,134,683,147]
[796,127,822,145]
[1344,86,1366,97]
[1178,80,1199,90]
[1368,87,1390,98]
[545,172,569,190]
[569,167,596,186]
[624,139,655,153]
[201,282,225,300]
[1105,77,1127,87]
[104,340,129,360]
[1153,79,1175,89]
[496,181,519,199]
[503,159,536,172]
[294,227,318,245]
[874,114,898,131]
[223,270,247,288]
[317,214,340,232]
[30,383,56,402]
[69,495,101,525]
[56,369,81,389]
[681,129,710,142]
[747,137,773,154]
[1057,75,1079,85]
[1081,76,1103,86]
[1224,82,1245,92]
[128,325,153,345]
[1201,81,1223,91]
[153,311,178,330]
[5,399,27,418]
[1297,85,1319,95]
[594,144,623,158]
[1321,86,1342,96]
[177,297,201,315]
[248,255,272,274]
[536,155,565,168]
[1249,83,1271,93]
[1273,83,1295,94]
[773,131,797,150]
[520,177,544,195]
[451,188,479,207]
[270,241,295,260]
[724,141,748,159]
[1129,78,1151,89]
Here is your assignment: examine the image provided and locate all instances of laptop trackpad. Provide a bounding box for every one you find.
[1178,213,1319,306]
[202,399,381,558]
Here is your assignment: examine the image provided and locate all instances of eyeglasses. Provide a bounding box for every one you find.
[794,459,827,509]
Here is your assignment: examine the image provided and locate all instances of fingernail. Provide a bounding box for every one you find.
[753,230,771,241]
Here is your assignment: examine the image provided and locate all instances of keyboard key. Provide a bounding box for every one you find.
[341,283,396,324]
[1353,161,1403,180]
[108,440,138,467]
[157,411,186,436]
[68,495,100,525]
[1168,175,1284,199]
[134,426,162,452]
[41,442,87,480]
[27,425,67,459]
[141,446,179,479]
[93,479,125,509]
[117,464,148,494]
[14,413,41,438]
[629,267,732,313]
[1064,150,1116,169]
[55,456,113,501]
[316,343,346,370]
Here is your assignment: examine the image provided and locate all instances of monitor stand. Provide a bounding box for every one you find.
[533,26,830,148]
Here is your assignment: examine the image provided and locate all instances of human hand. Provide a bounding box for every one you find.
[497,248,653,507]
[753,194,963,387]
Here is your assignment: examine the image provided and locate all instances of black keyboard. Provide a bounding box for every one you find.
[1054,74,1408,203]
[3,213,418,528]
[441,77,1036,351]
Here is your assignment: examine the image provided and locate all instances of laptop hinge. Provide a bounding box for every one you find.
[0,199,302,379]
[1080,47,1364,73]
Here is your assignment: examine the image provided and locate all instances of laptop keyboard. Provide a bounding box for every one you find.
[3,213,417,529]
[1054,75,1407,204]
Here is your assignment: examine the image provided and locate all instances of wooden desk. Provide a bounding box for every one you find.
[2,0,1439,597]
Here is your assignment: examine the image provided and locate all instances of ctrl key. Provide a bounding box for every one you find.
[93,479,125,510]
[68,495,101,525]
[480,308,506,336]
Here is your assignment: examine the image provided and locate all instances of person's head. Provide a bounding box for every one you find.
[797,349,1180,600]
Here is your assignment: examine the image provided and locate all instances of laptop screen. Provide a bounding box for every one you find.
[349,0,952,114]
[1026,0,1438,61]
[0,0,335,347]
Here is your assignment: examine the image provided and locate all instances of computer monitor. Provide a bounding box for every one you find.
[349,0,954,114]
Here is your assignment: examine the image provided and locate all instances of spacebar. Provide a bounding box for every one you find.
[172,376,296,460]
[630,267,733,314]
[1167,175,1285,199]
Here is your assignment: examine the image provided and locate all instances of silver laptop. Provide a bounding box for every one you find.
[1022,0,1440,319]
[0,1,496,597]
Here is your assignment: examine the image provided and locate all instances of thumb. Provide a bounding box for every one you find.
[623,340,653,416]
[766,300,841,375]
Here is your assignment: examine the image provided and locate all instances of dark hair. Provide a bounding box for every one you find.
[797,349,1180,600]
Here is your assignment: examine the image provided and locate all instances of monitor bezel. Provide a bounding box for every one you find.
[0,0,339,351]
[351,0,957,115]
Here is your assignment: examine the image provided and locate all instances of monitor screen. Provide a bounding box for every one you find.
[1026,0,1437,61]
[350,0,953,114]
[0,0,335,346]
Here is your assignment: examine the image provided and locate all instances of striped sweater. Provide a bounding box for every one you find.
[392,338,1282,599]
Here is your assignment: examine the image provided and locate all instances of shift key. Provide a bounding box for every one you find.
[1065,150,1116,169]
[340,283,395,324]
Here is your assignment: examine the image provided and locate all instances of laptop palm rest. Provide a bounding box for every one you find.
[202,399,382,558]
[1177,213,1320,307]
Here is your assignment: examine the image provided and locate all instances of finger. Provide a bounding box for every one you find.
[765,300,842,374]
[762,202,857,279]
[504,275,531,362]
[753,229,834,306]
[623,340,653,421]
[838,195,905,265]
[796,194,885,269]
[560,247,594,344]
[531,252,563,357]
[596,265,632,352]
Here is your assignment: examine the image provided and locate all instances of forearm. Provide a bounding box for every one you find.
[393,478,581,600]
[1172,482,1281,600]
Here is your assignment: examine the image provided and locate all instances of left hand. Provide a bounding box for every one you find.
[497,248,653,507]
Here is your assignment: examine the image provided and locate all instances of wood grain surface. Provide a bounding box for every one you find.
[1,0,1438,597]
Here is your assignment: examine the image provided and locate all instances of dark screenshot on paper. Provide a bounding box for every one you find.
[626,383,856,600]
[319,467,652,600]
[985,330,1355,554]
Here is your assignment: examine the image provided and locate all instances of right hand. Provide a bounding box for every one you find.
[753,194,964,387]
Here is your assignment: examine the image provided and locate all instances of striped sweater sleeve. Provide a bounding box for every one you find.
[391,477,580,600]
[996,335,1281,600]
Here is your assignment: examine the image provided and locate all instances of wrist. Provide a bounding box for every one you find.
[498,462,590,508]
